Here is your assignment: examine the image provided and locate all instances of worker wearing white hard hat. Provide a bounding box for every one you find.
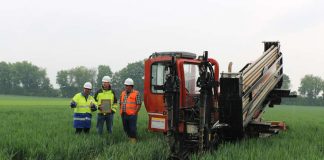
[124,78,134,85]
[102,76,111,83]
[70,82,97,134]
[119,78,141,143]
[94,76,118,135]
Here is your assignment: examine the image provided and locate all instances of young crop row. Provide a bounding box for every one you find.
[0,95,323,159]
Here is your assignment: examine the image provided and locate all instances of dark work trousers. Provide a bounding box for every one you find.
[121,113,137,138]
[97,113,114,135]
[75,128,90,134]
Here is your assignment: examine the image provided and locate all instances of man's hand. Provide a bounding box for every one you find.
[90,103,97,111]
[98,104,103,111]
[136,105,141,114]
[70,101,77,108]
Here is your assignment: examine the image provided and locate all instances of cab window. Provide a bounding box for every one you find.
[183,63,200,94]
[151,63,168,93]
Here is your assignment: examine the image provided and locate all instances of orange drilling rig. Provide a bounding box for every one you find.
[144,42,295,159]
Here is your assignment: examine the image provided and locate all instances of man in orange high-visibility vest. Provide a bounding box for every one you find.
[119,78,141,143]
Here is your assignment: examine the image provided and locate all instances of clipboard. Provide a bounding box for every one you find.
[101,99,111,113]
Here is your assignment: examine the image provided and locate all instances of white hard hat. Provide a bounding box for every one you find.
[83,82,92,89]
[124,78,134,86]
[102,76,111,83]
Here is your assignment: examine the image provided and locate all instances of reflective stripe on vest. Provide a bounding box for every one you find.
[73,117,91,121]
[73,113,92,128]
[120,90,139,115]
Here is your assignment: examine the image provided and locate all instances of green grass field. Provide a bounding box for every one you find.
[0,95,324,160]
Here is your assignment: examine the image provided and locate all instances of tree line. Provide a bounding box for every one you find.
[0,61,144,98]
[0,60,323,106]
[0,61,57,96]
[56,62,144,98]
[282,74,324,106]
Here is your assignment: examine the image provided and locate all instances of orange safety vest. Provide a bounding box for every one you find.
[120,90,139,115]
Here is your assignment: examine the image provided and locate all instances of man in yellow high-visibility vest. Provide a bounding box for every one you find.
[70,82,97,134]
[94,76,118,135]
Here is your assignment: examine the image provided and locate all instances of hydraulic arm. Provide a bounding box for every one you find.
[219,42,293,139]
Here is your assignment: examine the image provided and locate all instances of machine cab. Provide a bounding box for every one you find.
[144,52,219,132]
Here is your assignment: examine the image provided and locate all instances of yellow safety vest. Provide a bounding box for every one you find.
[95,89,118,113]
[72,93,97,113]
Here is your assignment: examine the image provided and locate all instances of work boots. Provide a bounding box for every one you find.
[129,138,137,144]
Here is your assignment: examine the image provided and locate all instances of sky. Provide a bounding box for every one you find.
[0,0,323,91]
